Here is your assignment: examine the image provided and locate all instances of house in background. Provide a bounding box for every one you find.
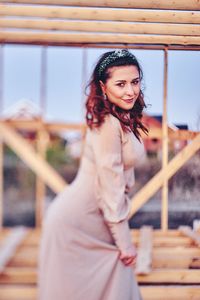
[142,114,188,157]
[2,99,43,142]
[173,124,188,154]
[2,99,66,145]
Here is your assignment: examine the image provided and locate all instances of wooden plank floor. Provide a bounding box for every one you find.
[0,228,200,300]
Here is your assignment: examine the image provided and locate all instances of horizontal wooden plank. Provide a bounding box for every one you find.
[7,243,200,269]
[1,228,195,239]
[1,120,199,140]
[137,269,200,284]
[8,249,199,269]
[1,0,200,10]
[0,5,200,24]
[141,285,200,300]
[0,285,200,300]
[1,268,200,284]
[20,231,193,247]
[0,285,36,300]
[1,120,84,131]
[1,19,200,37]
[2,285,200,300]
[0,268,36,284]
[1,31,200,46]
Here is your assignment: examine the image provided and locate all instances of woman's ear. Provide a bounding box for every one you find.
[99,80,106,95]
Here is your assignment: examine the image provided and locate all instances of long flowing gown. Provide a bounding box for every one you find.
[38,114,144,300]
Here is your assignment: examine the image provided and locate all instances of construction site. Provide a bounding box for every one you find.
[0,1,200,299]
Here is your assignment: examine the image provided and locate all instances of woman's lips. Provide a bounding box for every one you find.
[122,98,134,103]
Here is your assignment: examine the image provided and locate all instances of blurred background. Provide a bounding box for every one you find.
[1,45,200,228]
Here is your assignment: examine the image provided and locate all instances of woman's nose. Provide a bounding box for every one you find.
[125,84,134,96]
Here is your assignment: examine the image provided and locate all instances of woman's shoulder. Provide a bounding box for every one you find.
[103,114,122,130]
[87,114,122,138]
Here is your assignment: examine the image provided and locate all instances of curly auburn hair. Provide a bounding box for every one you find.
[85,50,148,141]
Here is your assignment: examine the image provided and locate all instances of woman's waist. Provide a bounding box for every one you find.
[77,156,96,176]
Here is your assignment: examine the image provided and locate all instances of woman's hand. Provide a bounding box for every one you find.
[119,244,137,267]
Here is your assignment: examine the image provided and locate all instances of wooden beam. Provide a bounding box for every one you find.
[0,227,28,273]
[1,41,200,51]
[0,286,36,300]
[1,228,196,238]
[1,31,200,46]
[135,226,153,274]
[1,268,200,284]
[1,0,200,10]
[0,122,66,194]
[147,128,199,141]
[133,236,193,248]
[137,269,200,284]
[129,133,200,216]
[8,245,200,269]
[0,120,198,141]
[141,286,200,300]
[2,228,193,247]
[1,285,200,300]
[35,129,49,227]
[161,48,168,231]
[1,19,200,37]
[1,120,85,131]
[0,5,200,24]
[40,46,47,117]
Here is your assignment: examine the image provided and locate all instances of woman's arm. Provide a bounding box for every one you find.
[91,115,137,266]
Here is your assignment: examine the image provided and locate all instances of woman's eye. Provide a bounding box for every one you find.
[132,80,140,85]
[116,83,125,87]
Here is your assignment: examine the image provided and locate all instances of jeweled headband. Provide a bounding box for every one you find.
[98,49,136,78]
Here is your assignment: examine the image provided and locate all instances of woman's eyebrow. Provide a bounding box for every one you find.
[115,77,140,83]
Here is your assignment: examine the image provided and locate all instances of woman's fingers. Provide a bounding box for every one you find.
[119,245,137,266]
[121,255,137,266]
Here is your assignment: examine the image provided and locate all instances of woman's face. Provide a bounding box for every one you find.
[100,65,141,110]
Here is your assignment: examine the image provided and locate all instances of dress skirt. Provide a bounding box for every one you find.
[38,114,144,300]
[38,159,142,300]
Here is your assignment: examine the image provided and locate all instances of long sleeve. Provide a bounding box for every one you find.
[91,115,133,252]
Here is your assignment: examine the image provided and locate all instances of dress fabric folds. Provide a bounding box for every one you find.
[38,114,144,300]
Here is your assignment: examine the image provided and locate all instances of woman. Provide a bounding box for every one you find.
[38,49,148,300]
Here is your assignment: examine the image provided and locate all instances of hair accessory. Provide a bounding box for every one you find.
[98,49,136,78]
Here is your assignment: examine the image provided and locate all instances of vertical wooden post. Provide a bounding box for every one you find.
[40,46,47,117]
[81,47,88,154]
[161,47,169,231]
[81,47,87,108]
[35,46,48,227]
[35,126,49,227]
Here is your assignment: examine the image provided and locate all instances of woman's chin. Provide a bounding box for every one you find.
[120,103,135,110]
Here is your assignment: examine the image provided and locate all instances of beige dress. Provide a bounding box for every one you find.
[38,114,144,300]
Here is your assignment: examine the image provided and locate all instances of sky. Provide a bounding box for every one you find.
[1,44,200,130]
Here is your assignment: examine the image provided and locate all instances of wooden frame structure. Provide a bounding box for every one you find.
[0,1,200,47]
[0,2,200,299]
[0,0,199,230]
[0,227,200,300]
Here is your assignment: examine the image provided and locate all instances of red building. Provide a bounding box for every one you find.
[142,114,188,157]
